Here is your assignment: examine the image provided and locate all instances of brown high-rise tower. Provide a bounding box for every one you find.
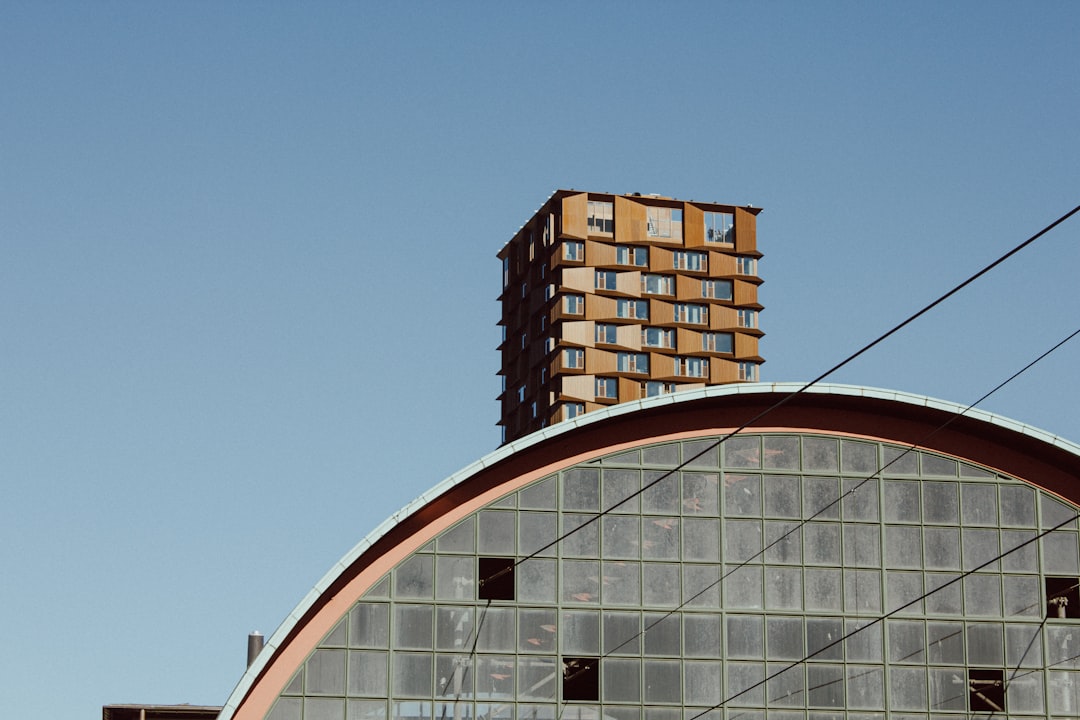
[498,190,764,443]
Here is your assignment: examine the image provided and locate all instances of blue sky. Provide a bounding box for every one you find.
[1,2,1078,717]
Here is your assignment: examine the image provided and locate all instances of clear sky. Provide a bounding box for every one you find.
[2,2,1078,717]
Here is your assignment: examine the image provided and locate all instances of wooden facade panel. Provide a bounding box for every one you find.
[676,327,701,354]
[651,300,674,325]
[561,266,594,293]
[734,207,757,253]
[562,320,593,348]
[586,295,617,321]
[618,376,643,402]
[561,193,589,240]
[709,252,737,276]
[650,247,675,272]
[614,196,648,242]
[616,324,642,350]
[710,358,740,384]
[587,348,618,374]
[561,374,594,402]
[683,203,705,248]
[587,241,616,266]
[709,306,739,330]
[615,270,643,296]
[675,274,702,300]
[652,353,676,379]
[733,279,758,306]
[734,332,759,358]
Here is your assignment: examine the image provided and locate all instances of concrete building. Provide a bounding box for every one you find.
[216,384,1080,720]
[497,191,764,443]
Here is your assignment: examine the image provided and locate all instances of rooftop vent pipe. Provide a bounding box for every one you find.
[247,632,264,668]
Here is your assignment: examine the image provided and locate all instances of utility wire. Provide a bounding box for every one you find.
[482,203,1080,590]
[559,323,1080,685]
[687,511,1080,719]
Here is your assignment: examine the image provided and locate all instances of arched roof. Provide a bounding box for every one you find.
[219,383,1080,720]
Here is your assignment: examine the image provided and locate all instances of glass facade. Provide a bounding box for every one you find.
[265,433,1080,720]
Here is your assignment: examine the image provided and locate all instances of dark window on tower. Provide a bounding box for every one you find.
[478,557,515,600]
[562,657,599,701]
[968,669,1005,712]
[1046,577,1080,618]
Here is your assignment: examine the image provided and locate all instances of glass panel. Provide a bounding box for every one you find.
[725,519,762,562]
[603,559,641,606]
[518,512,557,557]
[843,524,880,567]
[924,573,963,615]
[806,665,844,708]
[804,523,841,565]
[726,615,764,658]
[684,517,720,562]
[683,563,720,608]
[603,658,641,702]
[724,474,761,516]
[437,517,476,553]
[603,468,641,514]
[603,611,641,655]
[888,619,926,663]
[889,667,927,709]
[845,620,883,662]
[763,475,801,518]
[477,607,516,652]
[883,481,920,522]
[684,615,722,658]
[350,603,389,648]
[842,477,879,521]
[966,623,1004,665]
[920,452,956,476]
[961,483,998,526]
[841,440,878,474]
[724,564,763,608]
[885,526,922,569]
[683,661,722,705]
[1000,485,1036,527]
[804,568,842,611]
[517,558,556,603]
[642,563,680,607]
[395,605,434,649]
[1043,530,1080,574]
[803,437,839,472]
[765,567,802,610]
[922,527,960,570]
[519,608,557,653]
[643,612,681,656]
[724,436,761,469]
[562,468,600,511]
[562,514,599,558]
[806,618,843,660]
[922,482,958,524]
[347,651,388,696]
[435,556,475,601]
[887,572,924,614]
[764,521,801,564]
[305,699,345,720]
[642,443,680,467]
[643,659,681,703]
[643,517,679,560]
[477,510,516,554]
[846,666,884,710]
[561,610,599,654]
[562,560,600,604]
[844,570,881,613]
[394,555,434,599]
[392,653,432,697]
[762,436,800,470]
[766,616,804,659]
[926,621,964,664]
[518,476,557,510]
[963,574,1001,616]
[682,439,720,469]
[682,472,719,515]
[306,649,347,695]
[882,445,918,475]
[804,477,840,519]
[962,528,1000,571]
[642,470,681,514]
[726,662,765,706]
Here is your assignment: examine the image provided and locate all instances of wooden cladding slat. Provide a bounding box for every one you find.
[650,300,674,325]
[734,207,757,253]
[586,241,616,266]
[585,295,617,321]
[561,193,589,240]
[735,332,759,359]
[561,374,594,402]
[676,327,701,353]
[651,247,675,272]
[615,271,643,296]
[618,376,642,401]
[561,266,594,293]
[675,274,701,300]
[614,196,648,242]
[616,324,643,350]
[709,252,737,275]
[710,358,740,383]
[709,306,739,330]
[562,320,593,347]
[733,279,758,305]
[587,348,618,374]
[683,203,705,248]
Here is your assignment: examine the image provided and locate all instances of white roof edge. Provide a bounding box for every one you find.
[217,382,1080,718]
